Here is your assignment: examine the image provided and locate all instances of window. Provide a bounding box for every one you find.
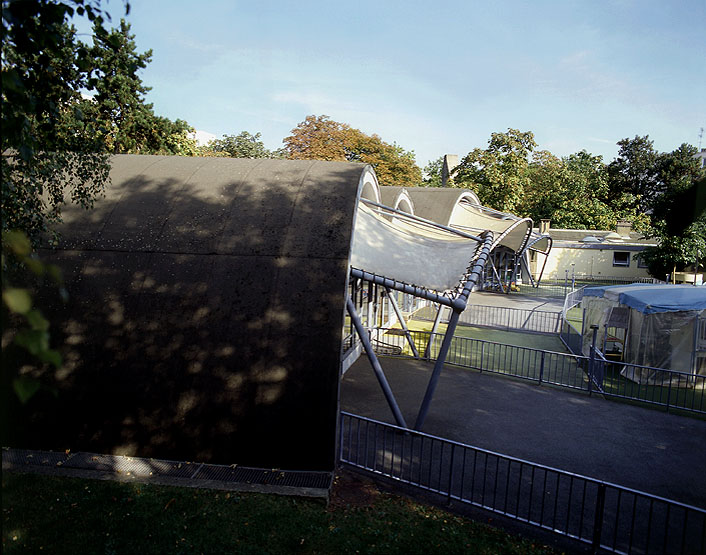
[637,256,648,268]
[613,252,630,267]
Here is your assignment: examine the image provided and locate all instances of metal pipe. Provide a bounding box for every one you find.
[346,297,408,428]
[415,310,462,430]
[361,198,483,241]
[425,304,445,360]
[385,287,419,358]
[350,268,456,307]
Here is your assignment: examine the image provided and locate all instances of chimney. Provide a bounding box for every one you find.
[539,219,550,234]
[616,220,632,237]
[442,154,459,187]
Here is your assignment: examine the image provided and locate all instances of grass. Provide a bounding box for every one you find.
[599,365,706,419]
[564,307,583,333]
[2,472,561,555]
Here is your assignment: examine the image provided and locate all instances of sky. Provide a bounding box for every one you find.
[79,0,705,167]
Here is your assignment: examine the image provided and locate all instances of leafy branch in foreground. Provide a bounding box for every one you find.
[2,231,65,403]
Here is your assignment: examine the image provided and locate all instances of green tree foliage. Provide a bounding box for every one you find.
[1,0,118,245]
[606,135,664,216]
[454,129,537,212]
[202,131,285,159]
[520,150,647,230]
[638,166,706,279]
[283,115,422,187]
[422,156,444,187]
[77,19,197,156]
[2,230,65,404]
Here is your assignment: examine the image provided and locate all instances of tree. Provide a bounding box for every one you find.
[76,18,197,156]
[283,115,422,186]
[1,0,121,245]
[606,136,663,216]
[519,149,647,230]
[202,131,285,159]
[454,129,537,212]
[638,168,706,279]
[422,156,444,187]
[283,115,350,161]
[2,1,129,409]
[345,130,421,187]
[654,143,705,234]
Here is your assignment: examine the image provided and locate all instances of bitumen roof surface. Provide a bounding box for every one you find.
[8,155,368,471]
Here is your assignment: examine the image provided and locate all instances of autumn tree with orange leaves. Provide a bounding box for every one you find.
[283,115,422,187]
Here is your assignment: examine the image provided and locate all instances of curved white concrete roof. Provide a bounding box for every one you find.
[404,188,532,253]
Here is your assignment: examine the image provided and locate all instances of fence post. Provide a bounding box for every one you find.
[480,342,485,373]
[447,443,456,504]
[592,483,606,554]
[666,376,672,413]
[588,325,599,396]
[538,351,545,385]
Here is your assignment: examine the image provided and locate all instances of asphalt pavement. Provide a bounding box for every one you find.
[340,355,706,509]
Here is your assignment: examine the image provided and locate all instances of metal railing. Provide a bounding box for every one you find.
[593,358,706,415]
[412,304,562,335]
[563,286,585,318]
[459,304,562,334]
[560,318,584,357]
[376,328,706,415]
[339,412,706,555]
[381,328,590,391]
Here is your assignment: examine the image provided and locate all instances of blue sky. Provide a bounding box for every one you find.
[84,0,704,167]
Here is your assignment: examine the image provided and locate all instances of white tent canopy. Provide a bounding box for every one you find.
[350,201,481,292]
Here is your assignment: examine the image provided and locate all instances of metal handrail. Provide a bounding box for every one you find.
[339,411,706,555]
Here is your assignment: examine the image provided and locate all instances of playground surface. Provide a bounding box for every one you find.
[468,291,565,312]
[340,355,706,509]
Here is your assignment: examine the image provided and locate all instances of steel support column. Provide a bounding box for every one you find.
[385,287,419,359]
[346,297,407,428]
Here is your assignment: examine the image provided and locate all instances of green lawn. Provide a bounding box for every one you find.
[2,472,560,555]
[600,365,706,418]
[564,307,583,333]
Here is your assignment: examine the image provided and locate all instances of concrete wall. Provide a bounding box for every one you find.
[4,155,368,471]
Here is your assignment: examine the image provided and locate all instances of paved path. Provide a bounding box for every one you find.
[340,356,706,509]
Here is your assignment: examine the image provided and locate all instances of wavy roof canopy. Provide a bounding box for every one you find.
[400,187,532,253]
[351,202,481,292]
[379,186,415,214]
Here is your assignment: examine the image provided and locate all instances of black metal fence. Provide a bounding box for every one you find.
[339,412,706,555]
[381,328,590,391]
[376,328,706,415]
[412,304,563,334]
[594,358,706,414]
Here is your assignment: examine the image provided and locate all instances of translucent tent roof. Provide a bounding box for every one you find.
[584,284,706,315]
[350,202,482,292]
[352,180,483,293]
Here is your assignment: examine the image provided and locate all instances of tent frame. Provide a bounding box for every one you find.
[346,208,494,430]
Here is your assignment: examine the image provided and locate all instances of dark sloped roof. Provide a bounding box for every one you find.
[537,227,657,246]
[22,155,366,471]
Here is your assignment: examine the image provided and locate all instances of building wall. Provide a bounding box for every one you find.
[535,245,653,280]
[3,155,368,472]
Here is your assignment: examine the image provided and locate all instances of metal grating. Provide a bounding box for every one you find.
[2,448,70,467]
[64,452,197,478]
[2,448,332,493]
[194,464,331,489]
